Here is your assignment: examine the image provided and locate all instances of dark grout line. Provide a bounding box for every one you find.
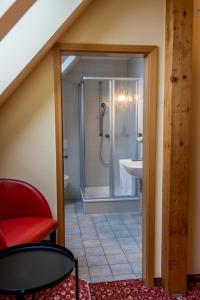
[65,199,142,282]
[91,212,114,280]
[75,203,91,282]
[66,201,91,282]
[106,210,142,278]
[103,214,138,279]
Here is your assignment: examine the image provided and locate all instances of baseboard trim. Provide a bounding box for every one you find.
[154,274,200,287]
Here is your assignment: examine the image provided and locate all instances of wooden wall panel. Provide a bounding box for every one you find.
[162,0,193,295]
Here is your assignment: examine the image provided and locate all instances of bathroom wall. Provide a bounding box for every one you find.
[128,58,144,160]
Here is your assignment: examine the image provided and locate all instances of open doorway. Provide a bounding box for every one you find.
[53,43,157,286]
[62,55,143,282]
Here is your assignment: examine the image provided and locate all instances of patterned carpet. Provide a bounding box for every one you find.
[89,279,200,300]
[1,277,200,299]
[0,276,91,300]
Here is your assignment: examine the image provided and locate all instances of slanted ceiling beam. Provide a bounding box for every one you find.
[0,0,37,40]
[162,0,193,295]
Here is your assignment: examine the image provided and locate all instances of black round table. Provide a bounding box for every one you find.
[0,243,79,300]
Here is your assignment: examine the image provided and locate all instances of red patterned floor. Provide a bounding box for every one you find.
[1,277,200,299]
[89,279,200,300]
[0,276,91,300]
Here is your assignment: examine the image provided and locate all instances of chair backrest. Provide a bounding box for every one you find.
[0,179,52,220]
[0,229,7,249]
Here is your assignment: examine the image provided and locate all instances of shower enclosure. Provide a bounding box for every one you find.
[79,77,143,213]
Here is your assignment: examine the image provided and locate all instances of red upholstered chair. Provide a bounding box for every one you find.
[0,179,58,250]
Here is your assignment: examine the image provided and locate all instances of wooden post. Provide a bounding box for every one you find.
[162,0,193,295]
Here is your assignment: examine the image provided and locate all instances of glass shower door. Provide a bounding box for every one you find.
[82,79,110,199]
[113,79,138,197]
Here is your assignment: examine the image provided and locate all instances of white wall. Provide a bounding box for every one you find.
[60,0,165,277]
[0,51,57,217]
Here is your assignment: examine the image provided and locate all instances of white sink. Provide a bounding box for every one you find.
[120,159,143,178]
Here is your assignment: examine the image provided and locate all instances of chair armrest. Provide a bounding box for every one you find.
[0,179,53,220]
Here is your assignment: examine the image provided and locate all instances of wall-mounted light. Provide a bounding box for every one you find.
[115,92,136,104]
[128,95,133,102]
[117,94,126,102]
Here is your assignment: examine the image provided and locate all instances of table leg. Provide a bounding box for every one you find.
[75,258,79,300]
[16,291,25,300]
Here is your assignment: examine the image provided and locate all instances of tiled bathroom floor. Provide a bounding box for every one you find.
[65,200,142,283]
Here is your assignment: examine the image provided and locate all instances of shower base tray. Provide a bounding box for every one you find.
[82,197,141,214]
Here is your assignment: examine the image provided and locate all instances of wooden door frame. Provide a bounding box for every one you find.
[53,43,158,286]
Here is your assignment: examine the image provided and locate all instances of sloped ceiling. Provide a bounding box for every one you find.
[0,0,92,105]
[0,0,37,40]
[0,0,16,17]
